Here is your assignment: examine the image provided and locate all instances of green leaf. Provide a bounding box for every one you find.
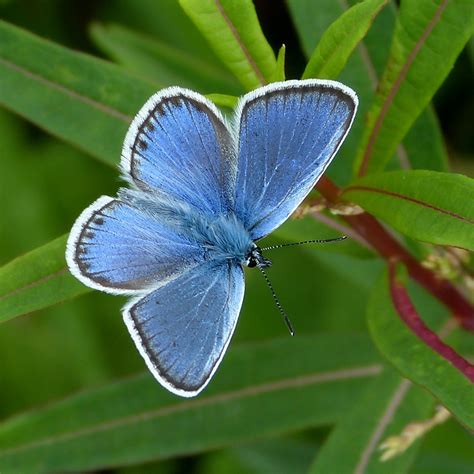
[302,0,388,80]
[358,0,448,173]
[206,93,239,109]
[0,333,382,473]
[270,44,286,82]
[0,235,88,323]
[354,0,474,175]
[0,19,156,166]
[343,170,474,250]
[179,0,277,90]
[310,370,435,474]
[401,109,448,172]
[89,22,242,94]
[367,269,474,429]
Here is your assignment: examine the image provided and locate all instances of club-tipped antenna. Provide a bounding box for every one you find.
[260,235,347,252]
[258,267,295,336]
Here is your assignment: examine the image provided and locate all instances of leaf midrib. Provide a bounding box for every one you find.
[354,378,411,473]
[214,0,266,86]
[358,0,450,175]
[0,56,132,123]
[344,184,474,225]
[0,267,69,303]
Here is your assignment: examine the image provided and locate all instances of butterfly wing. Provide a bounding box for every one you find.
[66,196,205,294]
[233,79,358,240]
[123,260,245,397]
[121,87,236,215]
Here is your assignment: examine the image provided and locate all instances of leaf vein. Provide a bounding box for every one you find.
[214,0,266,86]
[0,267,70,303]
[354,379,411,474]
[0,57,132,123]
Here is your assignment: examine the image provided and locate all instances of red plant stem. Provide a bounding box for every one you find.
[388,261,474,382]
[317,175,342,201]
[316,177,474,330]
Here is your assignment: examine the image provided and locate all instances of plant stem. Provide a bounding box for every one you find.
[316,177,474,330]
[388,260,474,382]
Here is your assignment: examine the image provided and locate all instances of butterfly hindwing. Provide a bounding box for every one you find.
[121,87,236,215]
[123,260,245,397]
[233,80,358,240]
[66,196,205,294]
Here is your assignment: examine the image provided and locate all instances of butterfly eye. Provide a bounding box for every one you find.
[246,259,257,268]
[245,247,271,269]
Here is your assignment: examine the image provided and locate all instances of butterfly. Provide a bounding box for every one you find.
[66,79,358,397]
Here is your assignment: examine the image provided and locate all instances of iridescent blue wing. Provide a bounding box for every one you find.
[121,87,236,215]
[66,196,205,294]
[233,80,358,240]
[123,260,245,397]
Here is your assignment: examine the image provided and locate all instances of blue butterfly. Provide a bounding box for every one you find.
[66,80,358,397]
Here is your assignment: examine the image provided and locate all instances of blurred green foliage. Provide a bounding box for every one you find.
[0,0,473,473]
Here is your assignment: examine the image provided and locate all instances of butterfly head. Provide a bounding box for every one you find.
[245,244,272,269]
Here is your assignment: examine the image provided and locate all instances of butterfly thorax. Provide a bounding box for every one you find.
[195,213,271,269]
[119,188,270,268]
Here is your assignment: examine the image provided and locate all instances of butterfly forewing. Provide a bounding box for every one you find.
[121,87,236,215]
[233,80,358,240]
[124,261,245,397]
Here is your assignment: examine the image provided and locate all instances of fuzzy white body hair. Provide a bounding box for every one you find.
[118,188,254,265]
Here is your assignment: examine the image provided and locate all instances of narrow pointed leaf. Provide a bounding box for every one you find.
[0,235,88,323]
[206,93,238,109]
[179,0,276,90]
[310,371,435,474]
[343,170,474,250]
[355,0,474,175]
[303,0,389,80]
[0,334,382,473]
[270,45,286,82]
[367,269,474,429]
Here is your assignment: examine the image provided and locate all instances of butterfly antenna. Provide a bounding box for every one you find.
[258,267,295,336]
[260,235,347,251]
